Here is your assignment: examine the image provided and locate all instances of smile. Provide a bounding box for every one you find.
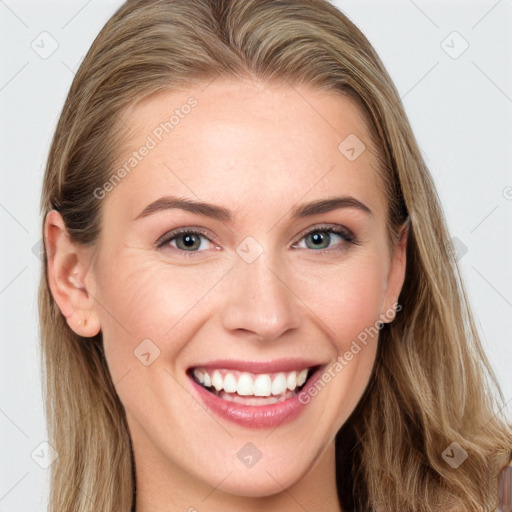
[187,361,325,428]
[191,367,312,405]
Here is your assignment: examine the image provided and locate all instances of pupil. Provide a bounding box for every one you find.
[180,234,199,250]
[308,232,329,249]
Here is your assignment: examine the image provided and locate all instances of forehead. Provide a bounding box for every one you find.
[108,79,386,223]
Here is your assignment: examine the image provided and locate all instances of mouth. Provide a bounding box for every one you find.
[186,365,321,406]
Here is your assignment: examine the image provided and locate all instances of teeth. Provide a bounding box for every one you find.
[192,367,312,397]
[287,372,296,390]
[253,374,272,396]
[271,373,287,396]
[212,370,223,391]
[297,369,308,387]
[237,373,253,396]
[223,373,237,393]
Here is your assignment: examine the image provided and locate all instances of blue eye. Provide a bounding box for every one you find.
[156,224,357,257]
[293,225,356,252]
[156,228,214,255]
[169,232,208,251]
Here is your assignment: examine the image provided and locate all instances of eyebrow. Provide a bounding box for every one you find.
[133,194,372,222]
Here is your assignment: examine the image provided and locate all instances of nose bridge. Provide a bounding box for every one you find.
[221,243,302,340]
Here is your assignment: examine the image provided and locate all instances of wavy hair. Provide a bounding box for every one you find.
[38,0,512,510]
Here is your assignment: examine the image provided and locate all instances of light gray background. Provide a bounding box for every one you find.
[1,1,511,510]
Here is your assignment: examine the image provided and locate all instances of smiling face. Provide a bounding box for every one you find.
[65,79,406,504]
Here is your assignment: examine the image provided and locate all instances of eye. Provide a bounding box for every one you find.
[156,227,216,256]
[156,223,358,257]
[292,224,357,253]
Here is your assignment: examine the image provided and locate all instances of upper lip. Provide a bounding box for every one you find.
[188,358,325,374]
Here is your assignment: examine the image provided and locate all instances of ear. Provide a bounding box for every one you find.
[380,222,409,323]
[44,210,101,337]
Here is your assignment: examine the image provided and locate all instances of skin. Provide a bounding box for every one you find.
[45,79,407,512]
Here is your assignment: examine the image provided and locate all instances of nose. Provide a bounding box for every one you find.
[221,251,303,342]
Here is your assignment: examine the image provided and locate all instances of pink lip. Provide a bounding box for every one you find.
[188,364,326,429]
[188,358,323,374]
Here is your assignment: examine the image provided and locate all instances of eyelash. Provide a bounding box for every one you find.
[155,224,359,258]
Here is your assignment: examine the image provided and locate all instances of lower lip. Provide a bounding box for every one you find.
[188,366,324,429]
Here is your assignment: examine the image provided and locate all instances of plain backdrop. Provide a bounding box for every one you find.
[1,1,511,510]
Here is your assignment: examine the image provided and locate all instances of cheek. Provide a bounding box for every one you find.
[293,252,388,345]
[92,252,229,379]
[283,255,386,435]
[306,256,387,410]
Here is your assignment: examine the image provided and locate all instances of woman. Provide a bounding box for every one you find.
[38,0,512,510]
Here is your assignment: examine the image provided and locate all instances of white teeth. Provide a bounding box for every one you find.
[253,374,272,396]
[297,369,308,387]
[212,370,223,391]
[223,373,237,393]
[237,373,253,396]
[286,372,296,390]
[193,369,204,384]
[192,367,313,397]
[271,373,288,396]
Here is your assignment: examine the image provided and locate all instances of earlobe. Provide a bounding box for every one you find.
[44,210,101,338]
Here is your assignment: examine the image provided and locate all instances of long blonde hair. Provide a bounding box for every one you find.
[39,1,512,510]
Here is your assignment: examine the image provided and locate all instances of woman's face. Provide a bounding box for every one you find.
[79,80,406,497]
